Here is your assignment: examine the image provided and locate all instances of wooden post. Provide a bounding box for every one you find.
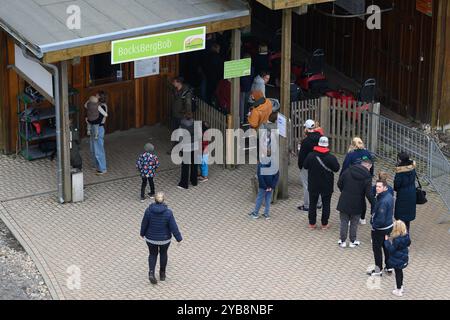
[319,96,330,135]
[59,60,72,202]
[230,28,241,168]
[278,8,292,200]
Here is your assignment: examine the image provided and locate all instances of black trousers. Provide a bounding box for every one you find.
[371,228,392,271]
[309,193,332,226]
[141,177,155,198]
[147,242,170,275]
[395,268,404,289]
[179,151,198,189]
[405,221,411,233]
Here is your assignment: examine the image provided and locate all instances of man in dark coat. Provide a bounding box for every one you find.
[297,119,322,212]
[394,152,417,232]
[303,137,340,229]
[367,180,394,276]
[337,159,375,248]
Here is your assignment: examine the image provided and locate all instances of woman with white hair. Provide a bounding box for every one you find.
[140,192,183,284]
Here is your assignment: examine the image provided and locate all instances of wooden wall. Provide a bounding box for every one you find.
[294,0,435,123]
[0,30,178,154]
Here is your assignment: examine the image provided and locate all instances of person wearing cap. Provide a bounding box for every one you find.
[136,143,160,202]
[248,90,273,129]
[337,158,375,248]
[140,192,183,284]
[297,119,323,212]
[303,137,340,229]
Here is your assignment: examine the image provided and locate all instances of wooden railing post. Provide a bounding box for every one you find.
[370,103,381,153]
[319,96,330,136]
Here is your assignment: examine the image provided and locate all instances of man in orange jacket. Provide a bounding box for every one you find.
[248,90,273,129]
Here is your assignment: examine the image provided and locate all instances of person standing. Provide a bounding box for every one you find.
[177,112,199,189]
[340,137,374,225]
[297,119,322,212]
[251,70,271,98]
[140,192,182,284]
[367,180,394,276]
[384,220,411,297]
[394,152,417,233]
[247,90,273,130]
[169,77,192,153]
[337,159,375,248]
[249,158,279,221]
[136,143,160,202]
[303,137,340,229]
[88,91,108,175]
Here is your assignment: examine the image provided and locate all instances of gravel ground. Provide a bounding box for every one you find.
[0,218,51,300]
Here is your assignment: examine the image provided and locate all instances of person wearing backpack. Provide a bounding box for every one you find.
[84,95,107,140]
[86,91,108,175]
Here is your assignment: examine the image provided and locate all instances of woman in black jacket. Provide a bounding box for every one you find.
[394,152,417,232]
[140,192,183,284]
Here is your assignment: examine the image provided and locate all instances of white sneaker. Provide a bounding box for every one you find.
[349,240,361,248]
[359,219,366,225]
[392,289,403,297]
[338,240,347,248]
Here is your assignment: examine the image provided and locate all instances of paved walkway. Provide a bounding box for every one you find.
[1,127,450,300]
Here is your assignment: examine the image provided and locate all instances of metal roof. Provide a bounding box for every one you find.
[0,0,249,56]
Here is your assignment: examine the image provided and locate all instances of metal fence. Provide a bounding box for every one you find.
[290,97,450,221]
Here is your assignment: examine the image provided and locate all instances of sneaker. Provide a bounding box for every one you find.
[265,216,271,221]
[177,185,188,190]
[349,240,361,248]
[338,240,347,248]
[366,270,383,276]
[392,289,403,297]
[384,267,394,275]
[140,197,145,203]
[95,171,107,176]
[297,205,309,212]
[308,224,317,230]
[251,214,260,220]
[321,224,330,230]
[148,193,155,199]
[199,177,209,182]
[360,219,367,225]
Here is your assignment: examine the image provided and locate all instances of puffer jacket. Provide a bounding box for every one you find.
[140,203,182,242]
[394,162,417,222]
[248,90,273,129]
[371,190,394,231]
[384,234,411,269]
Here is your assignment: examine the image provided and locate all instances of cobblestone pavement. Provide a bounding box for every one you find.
[1,127,450,300]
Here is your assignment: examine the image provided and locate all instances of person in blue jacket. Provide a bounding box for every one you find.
[394,152,417,232]
[340,137,374,177]
[250,160,280,221]
[371,171,394,198]
[367,180,394,277]
[140,192,182,284]
[384,220,411,297]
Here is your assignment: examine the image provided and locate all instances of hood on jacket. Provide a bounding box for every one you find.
[349,164,372,181]
[313,146,330,154]
[148,203,168,214]
[395,161,416,173]
[393,234,411,249]
[251,90,264,101]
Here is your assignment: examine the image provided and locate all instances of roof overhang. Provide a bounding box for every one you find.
[256,0,334,10]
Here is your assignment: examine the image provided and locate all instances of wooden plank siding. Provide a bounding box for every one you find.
[294,0,434,123]
[0,31,7,152]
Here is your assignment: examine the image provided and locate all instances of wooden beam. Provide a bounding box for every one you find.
[231,29,241,131]
[256,0,333,10]
[278,8,292,200]
[59,60,72,202]
[431,0,450,128]
[43,16,251,64]
[0,32,7,152]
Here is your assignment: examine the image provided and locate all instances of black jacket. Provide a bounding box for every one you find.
[394,163,417,222]
[298,131,322,169]
[303,147,340,195]
[337,164,375,215]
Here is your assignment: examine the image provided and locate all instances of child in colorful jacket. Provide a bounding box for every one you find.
[136,143,160,202]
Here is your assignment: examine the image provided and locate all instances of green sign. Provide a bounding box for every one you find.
[111,26,206,64]
[224,58,252,79]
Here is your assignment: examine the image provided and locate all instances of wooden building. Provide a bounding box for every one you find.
[0,0,250,202]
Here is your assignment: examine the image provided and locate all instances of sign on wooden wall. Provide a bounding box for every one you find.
[416,0,433,16]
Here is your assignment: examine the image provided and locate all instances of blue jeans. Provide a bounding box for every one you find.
[201,154,209,177]
[253,188,273,217]
[90,126,107,172]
